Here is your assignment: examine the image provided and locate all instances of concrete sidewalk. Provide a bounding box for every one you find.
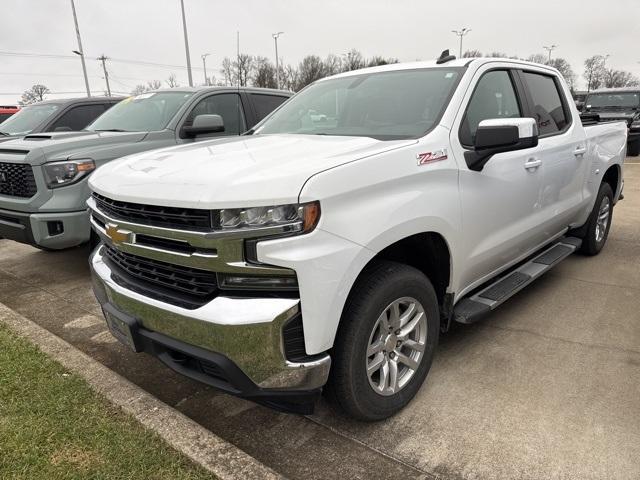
[0,158,639,479]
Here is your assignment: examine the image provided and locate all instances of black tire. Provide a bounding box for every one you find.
[578,182,614,256]
[326,260,440,421]
[628,139,640,157]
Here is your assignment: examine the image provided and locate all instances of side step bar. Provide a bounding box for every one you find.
[453,237,582,324]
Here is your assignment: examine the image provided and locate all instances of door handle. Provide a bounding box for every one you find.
[524,158,542,171]
[574,146,587,157]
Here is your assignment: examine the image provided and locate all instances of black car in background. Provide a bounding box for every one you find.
[0,97,122,144]
[583,88,640,156]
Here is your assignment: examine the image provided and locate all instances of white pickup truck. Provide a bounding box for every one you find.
[88,54,627,420]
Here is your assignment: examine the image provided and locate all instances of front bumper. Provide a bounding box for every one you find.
[90,246,331,414]
[0,207,90,249]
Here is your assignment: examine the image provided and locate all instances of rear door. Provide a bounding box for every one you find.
[247,92,290,124]
[450,67,546,291]
[517,70,589,234]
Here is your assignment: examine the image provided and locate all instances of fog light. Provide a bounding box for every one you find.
[218,273,298,290]
[47,221,64,236]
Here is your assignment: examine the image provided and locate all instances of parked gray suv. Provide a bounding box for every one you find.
[0,97,121,144]
[0,87,291,250]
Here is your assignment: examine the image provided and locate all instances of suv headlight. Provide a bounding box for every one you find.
[217,201,320,234]
[43,159,95,188]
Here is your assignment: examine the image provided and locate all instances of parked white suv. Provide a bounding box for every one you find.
[88,54,626,420]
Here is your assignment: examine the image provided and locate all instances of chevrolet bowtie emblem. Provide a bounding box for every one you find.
[105,223,132,244]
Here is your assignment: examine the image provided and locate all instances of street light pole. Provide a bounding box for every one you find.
[179,0,193,87]
[201,53,210,86]
[272,32,284,89]
[97,55,111,96]
[543,45,558,62]
[451,28,471,58]
[70,0,90,97]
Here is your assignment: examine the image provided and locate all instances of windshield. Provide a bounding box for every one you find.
[586,92,640,109]
[87,91,194,132]
[0,103,60,136]
[255,68,463,140]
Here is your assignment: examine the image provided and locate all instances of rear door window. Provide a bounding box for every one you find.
[521,72,570,136]
[49,104,107,132]
[460,70,522,146]
[250,94,288,122]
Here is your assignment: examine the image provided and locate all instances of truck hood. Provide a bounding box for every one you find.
[90,134,416,208]
[0,130,149,165]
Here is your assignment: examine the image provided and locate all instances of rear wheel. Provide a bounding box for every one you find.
[326,260,439,421]
[579,182,614,256]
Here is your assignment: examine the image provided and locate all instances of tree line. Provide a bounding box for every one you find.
[17,49,640,105]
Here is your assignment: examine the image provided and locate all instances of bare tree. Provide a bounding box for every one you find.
[296,55,326,90]
[487,52,508,58]
[463,49,483,58]
[605,70,640,88]
[281,64,299,91]
[526,53,548,65]
[165,73,180,88]
[547,58,576,90]
[147,80,162,90]
[323,54,343,76]
[19,84,50,105]
[220,57,235,86]
[584,55,606,92]
[235,54,255,87]
[253,57,277,88]
[342,49,365,72]
[367,56,398,67]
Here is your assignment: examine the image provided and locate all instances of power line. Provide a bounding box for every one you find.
[0,50,204,71]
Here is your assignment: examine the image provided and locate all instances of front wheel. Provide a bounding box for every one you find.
[326,261,439,421]
[579,182,614,256]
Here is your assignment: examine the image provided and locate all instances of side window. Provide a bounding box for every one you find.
[49,104,106,131]
[186,93,246,135]
[250,94,288,122]
[460,70,522,146]
[521,72,569,136]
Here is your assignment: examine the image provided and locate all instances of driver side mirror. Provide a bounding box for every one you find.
[464,118,538,171]
[182,114,225,137]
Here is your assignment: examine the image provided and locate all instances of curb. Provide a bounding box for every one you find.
[0,301,284,480]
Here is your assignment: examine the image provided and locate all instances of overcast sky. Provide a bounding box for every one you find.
[1,0,639,104]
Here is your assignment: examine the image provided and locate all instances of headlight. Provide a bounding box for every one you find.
[217,201,320,234]
[43,159,95,188]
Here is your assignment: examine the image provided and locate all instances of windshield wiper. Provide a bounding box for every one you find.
[0,131,9,136]
[93,128,129,132]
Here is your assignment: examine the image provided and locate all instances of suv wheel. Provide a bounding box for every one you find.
[326,260,439,421]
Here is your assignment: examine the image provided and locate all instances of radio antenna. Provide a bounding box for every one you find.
[237,30,241,135]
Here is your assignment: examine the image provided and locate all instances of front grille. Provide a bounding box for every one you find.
[102,244,218,309]
[93,193,212,231]
[0,163,37,198]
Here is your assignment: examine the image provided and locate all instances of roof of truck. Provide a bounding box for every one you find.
[24,96,122,106]
[323,56,560,81]
[589,87,640,94]
[142,86,292,96]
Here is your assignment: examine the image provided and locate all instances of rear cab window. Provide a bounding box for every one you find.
[49,104,107,132]
[250,94,289,122]
[520,71,571,136]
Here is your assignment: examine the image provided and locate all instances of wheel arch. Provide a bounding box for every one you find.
[602,164,621,201]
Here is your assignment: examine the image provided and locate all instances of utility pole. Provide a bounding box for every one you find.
[201,53,210,86]
[543,45,558,62]
[272,32,284,89]
[70,0,91,97]
[237,31,240,87]
[97,55,111,96]
[179,0,193,86]
[451,28,471,58]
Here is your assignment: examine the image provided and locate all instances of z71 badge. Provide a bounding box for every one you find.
[417,149,448,166]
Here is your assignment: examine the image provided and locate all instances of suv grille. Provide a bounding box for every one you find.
[0,163,37,198]
[93,193,212,231]
[102,244,218,309]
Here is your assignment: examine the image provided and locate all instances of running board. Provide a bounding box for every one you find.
[453,237,582,324]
